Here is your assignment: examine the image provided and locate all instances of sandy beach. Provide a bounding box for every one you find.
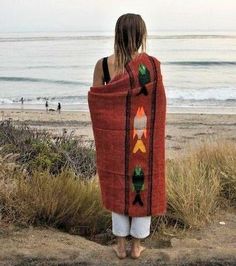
[1,108,235,159]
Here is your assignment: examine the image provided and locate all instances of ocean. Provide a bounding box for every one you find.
[0,31,236,113]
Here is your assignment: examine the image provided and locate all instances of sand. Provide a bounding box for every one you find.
[0,210,235,265]
[1,108,236,159]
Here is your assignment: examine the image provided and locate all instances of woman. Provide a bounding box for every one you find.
[89,13,167,259]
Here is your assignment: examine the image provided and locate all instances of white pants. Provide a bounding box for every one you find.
[112,211,151,239]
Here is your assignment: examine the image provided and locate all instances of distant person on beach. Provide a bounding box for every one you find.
[45,100,49,112]
[20,97,24,109]
[89,13,167,260]
[57,102,61,114]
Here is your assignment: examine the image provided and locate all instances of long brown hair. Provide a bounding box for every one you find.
[114,13,147,74]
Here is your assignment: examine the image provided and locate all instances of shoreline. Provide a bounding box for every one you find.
[1,105,236,115]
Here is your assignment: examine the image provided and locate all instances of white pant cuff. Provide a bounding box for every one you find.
[130,231,150,239]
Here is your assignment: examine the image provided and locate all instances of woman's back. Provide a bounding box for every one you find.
[93,54,119,86]
[93,52,144,86]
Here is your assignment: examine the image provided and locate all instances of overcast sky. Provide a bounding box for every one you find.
[0,0,236,32]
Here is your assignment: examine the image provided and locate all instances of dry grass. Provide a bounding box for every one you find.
[16,171,110,230]
[1,136,236,237]
[0,154,23,220]
[166,154,220,228]
[165,137,236,229]
[0,164,111,236]
[193,138,236,206]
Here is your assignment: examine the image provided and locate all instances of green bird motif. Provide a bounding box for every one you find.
[137,64,151,96]
[132,165,145,206]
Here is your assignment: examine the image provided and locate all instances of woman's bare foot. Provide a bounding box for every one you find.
[131,237,146,259]
[112,244,127,259]
[112,236,127,259]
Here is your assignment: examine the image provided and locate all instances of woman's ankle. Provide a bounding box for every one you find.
[131,237,141,248]
[117,236,126,249]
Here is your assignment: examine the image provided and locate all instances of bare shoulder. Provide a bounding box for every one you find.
[92,58,104,86]
[95,58,104,70]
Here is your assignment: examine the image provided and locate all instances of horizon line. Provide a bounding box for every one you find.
[0,29,236,34]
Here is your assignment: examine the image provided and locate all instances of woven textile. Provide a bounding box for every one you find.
[88,52,167,216]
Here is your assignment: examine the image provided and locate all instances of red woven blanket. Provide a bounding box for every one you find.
[88,52,167,216]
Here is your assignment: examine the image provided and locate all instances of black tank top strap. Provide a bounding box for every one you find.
[102,56,111,84]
